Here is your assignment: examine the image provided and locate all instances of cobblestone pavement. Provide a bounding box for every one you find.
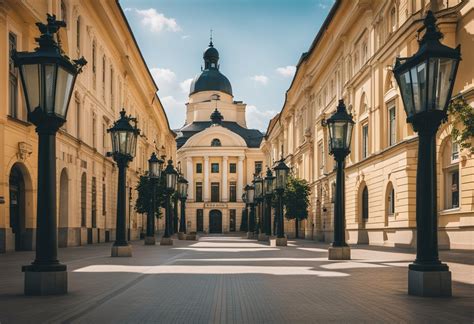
[0,235,472,323]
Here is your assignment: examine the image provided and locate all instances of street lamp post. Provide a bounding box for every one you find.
[13,14,86,295]
[145,153,162,245]
[161,160,178,245]
[393,11,461,297]
[273,157,289,246]
[177,173,189,239]
[241,192,248,232]
[108,110,140,257]
[245,184,255,239]
[326,99,354,260]
[264,167,275,237]
[253,174,263,239]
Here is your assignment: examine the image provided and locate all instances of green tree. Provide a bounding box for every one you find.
[135,174,166,219]
[283,176,311,238]
[448,96,474,154]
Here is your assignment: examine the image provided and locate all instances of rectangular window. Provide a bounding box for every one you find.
[229,209,236,232]
[451,171,459,208]
[211,182,220,202]
[196,209,204,232]
[229,163,236,173]
[452,142,459,162]
[388,188,395,216]
[102,56,106,100]
[76,97,81,139]
[76,17,81,51]
[196,163,202,174]
[362,124,369,158]
[229,182,237,202]
[91,177,97,228]
[211,163,219,173]
[9,32,18,119]
[389,106,396,146]
[102,123,107,151]
[255,161,262,174]
[92,116,97,148]
[110,67,114,108]
[102,183,106,216]
[195,182,203,202]
[318,142,324,175]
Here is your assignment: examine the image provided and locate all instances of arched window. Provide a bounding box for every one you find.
[387,183,395,216]
[362,186,369,221]
[390,7,397,33]
[211,138,221,147]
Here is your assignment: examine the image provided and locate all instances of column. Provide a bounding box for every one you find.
[186,157,194,201]
[237,156,244,201]
[222,156,228,201]
[204,156,210,201]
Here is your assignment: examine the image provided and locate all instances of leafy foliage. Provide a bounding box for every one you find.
[135,174,166,218]
[448,97,474,154]
[283,176,311,221]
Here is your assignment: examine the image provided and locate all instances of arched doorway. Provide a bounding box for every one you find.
[209,210,222,234]
[58,168,69,247]
[9,164,26,251]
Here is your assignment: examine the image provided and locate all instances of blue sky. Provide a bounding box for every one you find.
[121,0,334,131]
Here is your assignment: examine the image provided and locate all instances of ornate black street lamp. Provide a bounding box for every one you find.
[145,153,161,245]
[161,160,178,245]
[253,174,263,237]
[273,156,289,245]
[245,184,255,238]
[177,173,189,236]
[326,99,354,260]
[13,14,86,295]
[264,167,275,237]
[393,10,461,297]
[108,110,140,257]
[241,192,248,232]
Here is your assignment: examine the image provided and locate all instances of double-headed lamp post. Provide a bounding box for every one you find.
[108,110,140,257]
[393,11,461,297]
[145,153,162,245]
[13,14,86,295]
[244,184,255,239]
[161,160,178,245]
[264,168,275,237]
[273,157,290,246]
[326,99,354,260]
[177,174,189,236]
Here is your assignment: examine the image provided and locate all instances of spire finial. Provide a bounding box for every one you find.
[209,28,213,47]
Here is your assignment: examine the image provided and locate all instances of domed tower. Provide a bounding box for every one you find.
[189,41,233,96]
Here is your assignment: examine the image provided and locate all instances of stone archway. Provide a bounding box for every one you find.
[209,210,222,234]
[58,168,69,247]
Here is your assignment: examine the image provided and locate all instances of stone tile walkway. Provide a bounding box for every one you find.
[0,235,472,323]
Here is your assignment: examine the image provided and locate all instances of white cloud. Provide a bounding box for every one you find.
[246,105,277,131]
[181,35,191,39]
[150,68,176,87]
[179,78,193,94]
[130,8,181,33]
[276,65,296,78]
[161,96,186,129]
[251,75,269,85]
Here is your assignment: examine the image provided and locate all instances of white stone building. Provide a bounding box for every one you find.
[176,41,264,234]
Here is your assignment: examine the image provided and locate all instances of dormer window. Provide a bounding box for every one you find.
[211,138,221,147]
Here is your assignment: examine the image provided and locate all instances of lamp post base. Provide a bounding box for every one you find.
[144,236,156,245]
[185,233,197,240]
[178,232,186,240]
[408,269,452,297]
[328,246,351,260]
[23,267,67,295]
[246,232,255,239]
[111,244,132,257]
[160,237,173,245]
[258,233,269,242]
[270,237,287,247]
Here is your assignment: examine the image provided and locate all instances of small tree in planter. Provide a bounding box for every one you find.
[283,176,311,238]
[135,174,166,223]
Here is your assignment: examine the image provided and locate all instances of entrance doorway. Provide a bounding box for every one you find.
[9,164,26,251]
[209,210,222,234]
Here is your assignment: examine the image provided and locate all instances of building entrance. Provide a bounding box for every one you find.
[209,210,222,233]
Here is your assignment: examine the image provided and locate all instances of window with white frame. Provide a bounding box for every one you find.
[388,105,396,146]
[443,139,460,209]
[362,124,369,159]
[387,185,395,216]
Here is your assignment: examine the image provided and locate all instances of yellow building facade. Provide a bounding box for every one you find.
[0,0,176,252]
[261,0,473,249]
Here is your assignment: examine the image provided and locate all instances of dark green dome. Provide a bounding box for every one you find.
[189,41,233,96]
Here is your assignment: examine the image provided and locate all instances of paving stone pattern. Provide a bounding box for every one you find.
[0,235,472,323]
